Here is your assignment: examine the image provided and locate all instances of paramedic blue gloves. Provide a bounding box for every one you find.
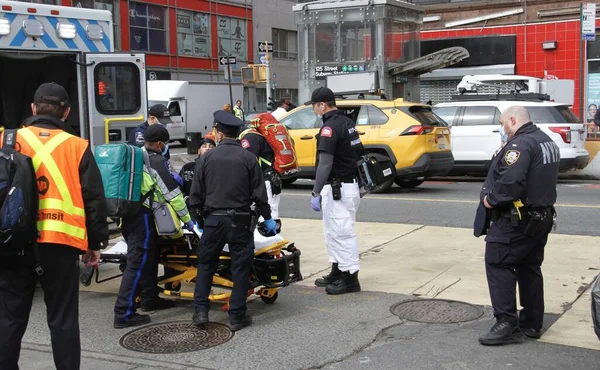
[311,195,321,212]
[193,222,203,235]
[264,218,278,234]
[185,221,195,231]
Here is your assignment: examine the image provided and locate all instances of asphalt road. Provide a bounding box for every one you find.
[280,179,600,237]
[169,146,600,237]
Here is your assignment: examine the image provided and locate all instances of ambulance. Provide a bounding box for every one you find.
[0,0,147,148]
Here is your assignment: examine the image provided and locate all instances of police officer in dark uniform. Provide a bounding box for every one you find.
[308,87,363,295]
[474,105,559,346]
[128,104,172,160]
[189,110,278,331]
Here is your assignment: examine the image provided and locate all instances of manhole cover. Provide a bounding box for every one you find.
[391,299,483,323]
[119,321,233,353]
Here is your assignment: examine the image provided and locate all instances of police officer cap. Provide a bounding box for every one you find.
[34,82,71,108]
[304,86,335,105]
[144,123,170,142]
[148,104,172,124]
[213,110,244,129]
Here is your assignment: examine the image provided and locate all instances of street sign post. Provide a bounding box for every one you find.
[219,55,237,109]
[258,42,273,53]
[581,3,596,118]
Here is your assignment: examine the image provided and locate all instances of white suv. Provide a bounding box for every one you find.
[433,99,589,174]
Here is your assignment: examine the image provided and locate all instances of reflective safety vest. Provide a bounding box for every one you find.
[16,126,89,251]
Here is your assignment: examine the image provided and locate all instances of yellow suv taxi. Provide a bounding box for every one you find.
[279,98,454,193]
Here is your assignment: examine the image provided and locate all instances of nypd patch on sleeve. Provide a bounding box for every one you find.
[504,150,520,166]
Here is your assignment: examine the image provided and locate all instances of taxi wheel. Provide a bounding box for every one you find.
[394,179,424,189]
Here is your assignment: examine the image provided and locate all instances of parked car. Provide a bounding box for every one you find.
[433,98,589,175]
[278,98,454,193]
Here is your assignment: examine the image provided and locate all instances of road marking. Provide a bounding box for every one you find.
[283,192,600,209]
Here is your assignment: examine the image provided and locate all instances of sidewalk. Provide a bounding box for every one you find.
[19,219,600,369]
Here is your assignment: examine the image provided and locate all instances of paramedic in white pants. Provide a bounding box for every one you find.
[308,87,363,295]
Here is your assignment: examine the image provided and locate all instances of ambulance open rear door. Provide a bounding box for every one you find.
[84,53,148,148]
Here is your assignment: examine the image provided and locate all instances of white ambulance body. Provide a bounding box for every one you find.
[0,0,147,147]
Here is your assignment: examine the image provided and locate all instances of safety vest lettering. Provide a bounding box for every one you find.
[39,211,65,221]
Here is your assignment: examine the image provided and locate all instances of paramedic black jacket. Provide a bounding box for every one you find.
[474,122,560,241]
[22,115,109,251]
[189,138,271,220]
[240,132,275,173]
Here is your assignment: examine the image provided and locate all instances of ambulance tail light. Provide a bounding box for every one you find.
[57,23,76,39]
[1,5,12,11]
[549,126,571,143]
[0,18,9,36]
[400,125,433,136]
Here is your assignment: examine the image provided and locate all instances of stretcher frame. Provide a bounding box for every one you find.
[93,233,302,308]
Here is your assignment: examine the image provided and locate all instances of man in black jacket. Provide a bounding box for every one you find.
[189,111,277,331]
[0,82,109,370]
[475,105,559,346]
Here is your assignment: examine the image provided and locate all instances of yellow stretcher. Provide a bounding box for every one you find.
[91,228,303,308]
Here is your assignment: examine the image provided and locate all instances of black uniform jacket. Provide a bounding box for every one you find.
[240,131,275,173]
[23,115,109,251]
[189,138,271,220]
[474,122,560,243]
[316,110,363,182]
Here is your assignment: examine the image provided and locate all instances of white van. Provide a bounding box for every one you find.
[148,80,243,144]
[434,99,589,174]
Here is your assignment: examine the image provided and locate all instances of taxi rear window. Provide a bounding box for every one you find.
[404,106,448,127]
[525,106,581,124]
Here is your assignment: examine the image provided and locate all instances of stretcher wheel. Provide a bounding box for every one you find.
[260,291,278,304]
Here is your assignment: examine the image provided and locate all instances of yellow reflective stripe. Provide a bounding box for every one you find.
[19,129,85,216]
[38,220,86,240]
[39,199,86,217]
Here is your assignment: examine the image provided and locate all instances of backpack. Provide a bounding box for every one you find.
[241,112,299,178]
[95,143,148,218]
[0,129,39,253]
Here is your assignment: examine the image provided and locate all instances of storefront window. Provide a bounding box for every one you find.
[217,16,247,61]
[129,2,167,53]
[176,10,210,57]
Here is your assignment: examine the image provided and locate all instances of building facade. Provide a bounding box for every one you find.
[409,0,600,120]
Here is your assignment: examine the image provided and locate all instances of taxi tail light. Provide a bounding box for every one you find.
[549,126,571,143]
[400,125,433,136]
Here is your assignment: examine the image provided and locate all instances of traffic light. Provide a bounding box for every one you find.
[241,64,267,83]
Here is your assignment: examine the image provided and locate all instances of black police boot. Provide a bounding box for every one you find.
[192,311,209,326]
[141,297,176,312]
[229,314,252,332]
[521,328,542,339]
[326,271,361,295]
[114,313,151,329]
[479,321,524,345]
[315,263,341,287]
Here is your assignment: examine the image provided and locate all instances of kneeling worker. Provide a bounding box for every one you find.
[189,111,277,331]
[114,124,193,328]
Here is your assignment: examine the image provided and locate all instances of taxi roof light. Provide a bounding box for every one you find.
[57,23,76,39]
[0,18,10,36]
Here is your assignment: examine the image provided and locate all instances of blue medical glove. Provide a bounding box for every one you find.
[172,172,184,186]
[193,222,203,235]
[185,221,195,231]
[264,218,277,234]
[311,195,321,212]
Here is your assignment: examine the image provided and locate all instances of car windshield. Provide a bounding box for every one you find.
[525,106,581,124]
[407,106,448,127]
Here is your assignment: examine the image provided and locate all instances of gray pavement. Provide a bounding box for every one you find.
[19,285,600,370]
